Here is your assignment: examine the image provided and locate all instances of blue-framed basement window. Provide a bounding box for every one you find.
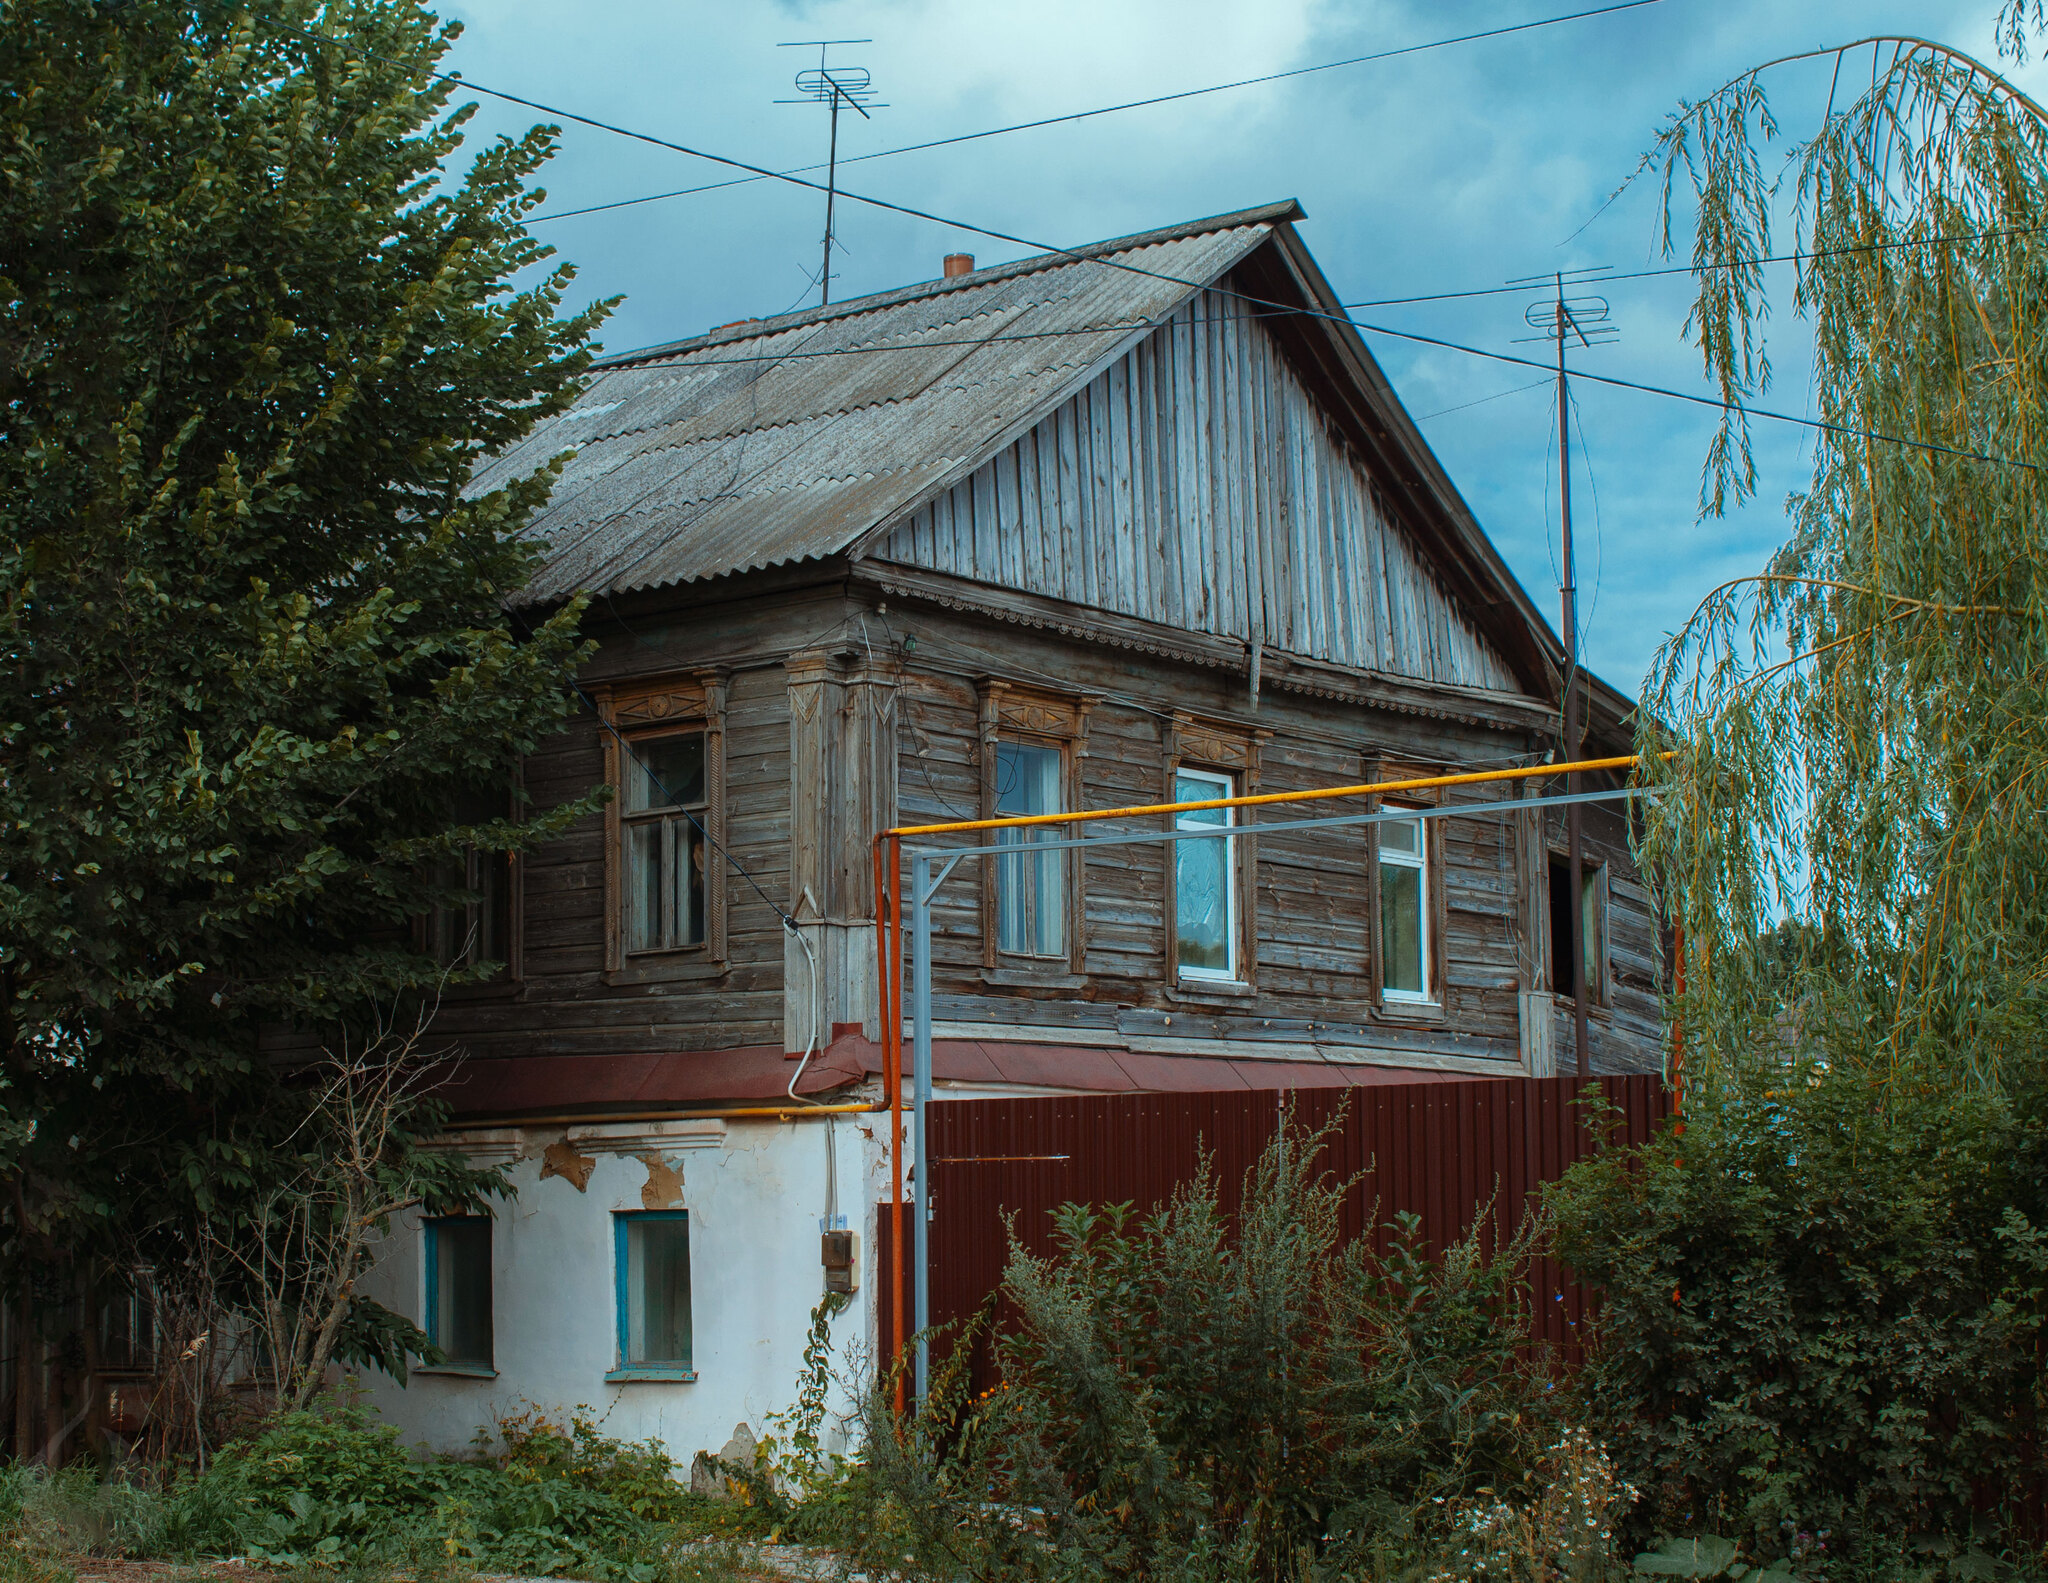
[422,1215,495,1376]
[608,1210,694,1382]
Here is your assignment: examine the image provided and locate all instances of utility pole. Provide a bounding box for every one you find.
[1514,269,1614,1080]
[777,41,885,308]
[1555,279,1590,1080]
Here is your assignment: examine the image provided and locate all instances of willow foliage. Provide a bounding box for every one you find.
[1639,7,2048,1088]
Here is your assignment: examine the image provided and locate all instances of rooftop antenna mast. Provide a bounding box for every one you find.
[777,39,885,308]
[1510,266,1617,1081]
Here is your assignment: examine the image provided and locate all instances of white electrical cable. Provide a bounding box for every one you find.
[783,918,822,1103]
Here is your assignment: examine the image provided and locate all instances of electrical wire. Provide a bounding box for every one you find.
[282,21,2041,477]
[525,0,1672,226]
[633,306,2037,475]
[1568,384,1604,654]
[1415,377,1550,422]
[1342,222,2048,309]
[1344,318,2040,474]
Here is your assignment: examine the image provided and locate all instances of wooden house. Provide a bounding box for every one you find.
[357,200,1665,1460]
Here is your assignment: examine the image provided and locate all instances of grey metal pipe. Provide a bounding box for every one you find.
[911,850,934,1403]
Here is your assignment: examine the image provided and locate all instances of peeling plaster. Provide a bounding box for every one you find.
[539,1139,597,1191]
[638,1152,685,1209]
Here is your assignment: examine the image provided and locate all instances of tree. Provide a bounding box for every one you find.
[0,0,606,1379]
[1634,4,2048,1090]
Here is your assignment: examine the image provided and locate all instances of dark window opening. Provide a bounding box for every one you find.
[427,786,514,973]
[1549,855,1605,998]
[1549,856,1575,992]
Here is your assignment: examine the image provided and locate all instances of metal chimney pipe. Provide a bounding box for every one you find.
[942,253,975,278]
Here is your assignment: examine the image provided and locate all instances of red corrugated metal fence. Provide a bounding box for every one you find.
[876,1074,1668,1375]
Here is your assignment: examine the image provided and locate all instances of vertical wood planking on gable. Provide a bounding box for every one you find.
[882,279,1518,692]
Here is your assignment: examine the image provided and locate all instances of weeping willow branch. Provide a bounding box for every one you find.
[1637,5,2048,1094]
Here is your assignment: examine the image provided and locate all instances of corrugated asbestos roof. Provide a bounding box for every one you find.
[482,202,1300,605]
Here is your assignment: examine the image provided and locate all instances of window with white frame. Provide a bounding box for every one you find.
[993,740,1066,958]
[1174,767,1237,980]
[621,731,709,955]
[423,1215,493,1371]
[611,1210,692,1379]
[1378,812,1432,1001]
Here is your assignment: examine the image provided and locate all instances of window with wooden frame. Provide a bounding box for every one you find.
[599,675,727,979]
[978,681,1092,979]
[1548,853,1610,1006]
[608,1210,693,1382]
[1366,766,1447,1014]
[1163,716,1264,993]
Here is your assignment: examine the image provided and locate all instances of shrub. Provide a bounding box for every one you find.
[1549,1065,2048,1573]
[845,1106,1564,1583]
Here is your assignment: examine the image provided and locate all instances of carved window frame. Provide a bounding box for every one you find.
[1163,714,1266,999]
[977,680,1093,984]
[597,672,729,984]
[1364,759,1449,1021]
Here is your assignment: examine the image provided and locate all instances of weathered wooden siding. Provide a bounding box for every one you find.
[879,280,1517,692]
[432,663,794,1057]
[411,585,1662,1079]
[891,604,1545,1071]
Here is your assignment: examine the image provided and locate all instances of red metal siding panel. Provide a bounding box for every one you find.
[883,1074,1666,1382]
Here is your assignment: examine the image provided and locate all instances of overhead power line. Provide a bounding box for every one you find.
[606,310,2037,475]
[284,22,2037,477]
[1346,318,2039,473]
[1341,222,2048,309]
[526,0,1671,226]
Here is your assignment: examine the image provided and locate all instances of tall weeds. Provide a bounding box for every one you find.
[850,1105,1563,1583]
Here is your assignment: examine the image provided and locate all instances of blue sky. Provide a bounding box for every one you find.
[438,0,2026,696]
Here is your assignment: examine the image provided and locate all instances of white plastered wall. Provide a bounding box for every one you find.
[352,1113,882,1464]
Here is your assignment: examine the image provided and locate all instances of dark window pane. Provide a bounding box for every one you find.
[626,734,705,813]
[430,1218,492,1367]
[625,1217,691,1367]
[682,825,707,946]
[1380,863,1424,995]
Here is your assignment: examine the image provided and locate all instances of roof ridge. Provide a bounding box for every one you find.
[591,198,1305,370]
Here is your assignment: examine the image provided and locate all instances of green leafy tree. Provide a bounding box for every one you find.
[1634,5,2048,1089]
[0,0,605,1328]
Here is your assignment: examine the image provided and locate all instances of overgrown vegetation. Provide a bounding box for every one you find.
[824,1111,1591,1582]
[0,1401,764,1581]
[1552,1069,2048,1573]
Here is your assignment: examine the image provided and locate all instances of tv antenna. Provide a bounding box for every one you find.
[1507,265,1616,1082]
[777,39,887,308]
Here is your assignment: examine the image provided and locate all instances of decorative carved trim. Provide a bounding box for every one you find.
[614,689,709,727]
[975,678,1095,744]
[1176,728,1250,771]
